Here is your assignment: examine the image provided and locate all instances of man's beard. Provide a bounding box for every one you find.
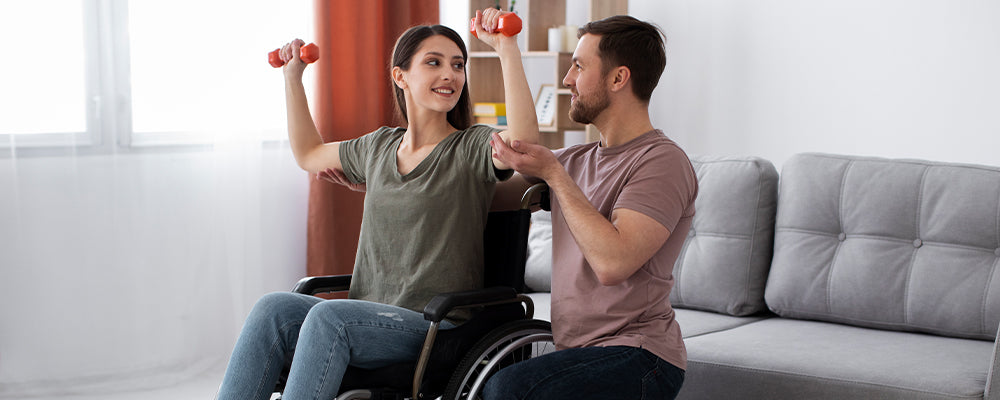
[568,88,610,125]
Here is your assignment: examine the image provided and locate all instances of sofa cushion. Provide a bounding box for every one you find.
[524,211,552,292]
[679,318,994,400]
[671,156,779,316]
[766,153,1000,340]
[674,308,771,338]
[525,292,551,322]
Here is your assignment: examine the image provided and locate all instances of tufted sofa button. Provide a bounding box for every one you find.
[913,239,923,248]
[838,233,846,241]
[689,228,695,237]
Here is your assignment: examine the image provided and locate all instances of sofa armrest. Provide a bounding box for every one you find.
[291,274,352,295]
[422,286,522,322]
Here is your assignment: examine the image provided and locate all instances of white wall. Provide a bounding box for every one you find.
[0,146,308,396]
[632,0,1000,170]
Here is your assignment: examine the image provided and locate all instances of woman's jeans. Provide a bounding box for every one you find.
[216,292,453,400]
[482,345,685,400]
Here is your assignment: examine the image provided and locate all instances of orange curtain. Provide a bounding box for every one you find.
[308,0,440,277]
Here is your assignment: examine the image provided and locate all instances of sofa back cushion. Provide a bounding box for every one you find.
[670,156,779,316]
[765,153,1000,340]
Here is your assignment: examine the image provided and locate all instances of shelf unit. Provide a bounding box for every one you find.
[467,0,627,148]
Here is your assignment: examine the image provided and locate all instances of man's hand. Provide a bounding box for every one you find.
[489,131,562,180]
[317,168,366,192]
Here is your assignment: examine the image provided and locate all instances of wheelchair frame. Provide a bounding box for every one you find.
[282,183,555,400]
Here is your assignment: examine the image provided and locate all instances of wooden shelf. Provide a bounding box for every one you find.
[469,51,574,58]
[483,124,560,133]
[467,0,627,148]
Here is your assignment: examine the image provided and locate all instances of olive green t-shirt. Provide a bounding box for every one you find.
[339,125,510,321]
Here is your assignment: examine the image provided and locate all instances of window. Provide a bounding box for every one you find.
[0,1,89,147]
[0,0,314,149]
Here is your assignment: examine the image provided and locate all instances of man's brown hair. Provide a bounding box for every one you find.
[579,16,666,103]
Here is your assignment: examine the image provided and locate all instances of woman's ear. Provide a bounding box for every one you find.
[392,66,407,90]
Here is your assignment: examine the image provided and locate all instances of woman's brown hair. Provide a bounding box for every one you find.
[391,25,473,130]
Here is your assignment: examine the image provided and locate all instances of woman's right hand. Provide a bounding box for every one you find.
[279,38,308,80]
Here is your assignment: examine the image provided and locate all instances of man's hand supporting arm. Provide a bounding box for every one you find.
[490,134,669,286]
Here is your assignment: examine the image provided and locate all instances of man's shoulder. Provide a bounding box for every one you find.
[634,131,692,167]
[636,130,685,153]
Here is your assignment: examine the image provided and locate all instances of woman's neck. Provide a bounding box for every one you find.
[404,109,455,148]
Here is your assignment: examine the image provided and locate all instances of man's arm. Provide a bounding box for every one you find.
[490,133,670,286]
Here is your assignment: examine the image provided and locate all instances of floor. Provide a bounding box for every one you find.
[30,370,225,400]
[9,363,285,400]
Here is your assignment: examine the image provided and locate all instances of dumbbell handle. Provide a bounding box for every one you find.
[470,13,522,38]
[268,43,319,68]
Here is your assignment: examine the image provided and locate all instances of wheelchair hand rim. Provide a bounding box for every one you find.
[466,332,554,399]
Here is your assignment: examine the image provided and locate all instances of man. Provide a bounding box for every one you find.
[484,15,697,399]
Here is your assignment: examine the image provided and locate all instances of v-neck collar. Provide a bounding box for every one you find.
[392,129,461,181]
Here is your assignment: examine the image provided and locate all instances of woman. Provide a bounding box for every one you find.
[217,9,538,400]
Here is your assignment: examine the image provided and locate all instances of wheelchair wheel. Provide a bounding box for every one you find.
[440,319,554,400]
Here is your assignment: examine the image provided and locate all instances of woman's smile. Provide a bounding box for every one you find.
[432,86,456,96]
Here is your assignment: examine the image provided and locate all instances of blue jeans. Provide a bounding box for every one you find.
[216,292,453,400]
[482,346,684,400]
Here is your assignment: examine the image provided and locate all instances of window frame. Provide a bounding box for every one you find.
[1,0,305,155]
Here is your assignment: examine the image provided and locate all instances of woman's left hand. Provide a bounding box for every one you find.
[473,8,517,50]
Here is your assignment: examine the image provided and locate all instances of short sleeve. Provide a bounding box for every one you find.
[339,127,397,184]
[615,146,698,233]
[463,124,512,182]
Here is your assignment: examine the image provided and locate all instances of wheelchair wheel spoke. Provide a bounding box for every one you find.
[441,320,553,400]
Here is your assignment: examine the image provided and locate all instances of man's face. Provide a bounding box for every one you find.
[563,34,611,125]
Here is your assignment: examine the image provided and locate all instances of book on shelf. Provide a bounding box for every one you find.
[475,115,507,125]
[473,102,506,117]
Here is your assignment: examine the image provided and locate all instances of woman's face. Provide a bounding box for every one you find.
[396,35,467,115]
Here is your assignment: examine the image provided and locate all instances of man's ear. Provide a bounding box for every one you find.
[608,66,631,93]
[392,66,407,89]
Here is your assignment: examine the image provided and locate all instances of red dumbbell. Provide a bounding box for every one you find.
[268,43,320,68]
[470,12,522,38]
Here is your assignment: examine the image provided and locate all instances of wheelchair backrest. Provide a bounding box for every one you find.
[483,209,531,292]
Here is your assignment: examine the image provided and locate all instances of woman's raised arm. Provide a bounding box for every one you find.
[472,9,541,170]
[281,39,343,174]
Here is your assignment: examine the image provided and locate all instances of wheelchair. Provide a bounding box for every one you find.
[275,183,556,400]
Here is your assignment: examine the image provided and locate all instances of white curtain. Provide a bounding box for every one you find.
[0,144,308,397]
[1,1,314,395]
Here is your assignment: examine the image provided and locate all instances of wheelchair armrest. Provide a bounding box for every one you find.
[291,274,352,295]
[521,182,550,211]
[423,286,519,322]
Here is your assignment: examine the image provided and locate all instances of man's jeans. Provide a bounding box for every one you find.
[216,292,453,400]
[482,345,684,400]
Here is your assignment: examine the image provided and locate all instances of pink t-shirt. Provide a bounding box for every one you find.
[549,130,697,370]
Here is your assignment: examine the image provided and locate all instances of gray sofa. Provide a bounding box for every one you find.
[522,153,1000,399]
